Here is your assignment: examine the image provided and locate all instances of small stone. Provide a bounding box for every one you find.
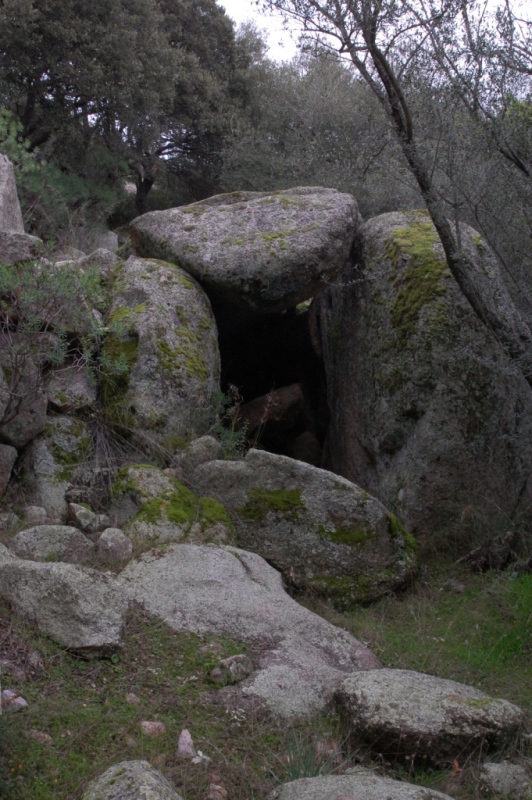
[126,736,136,748]
[151,753,167,767]
[1,689,28,710]
[210,654,253,685]
[479,761,532,800]
[22,506,48,526]
[140,721,167,737]
[205,785,228,800]
[67,503,99,534]
[126,692,141,705]
[27,729,53,746]
[443,579,466,594]
[177,728,196,758]
[97,528,133,563]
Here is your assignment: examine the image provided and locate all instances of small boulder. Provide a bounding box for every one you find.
[23,417,92,522]
[47,359,97,413]
[97,528,133,563]
[268,767,455,800]
[334,668,524,766]
[0,560,128,657]
[172,435,222,479]
[82,760,183,800]
[67,503,100,534]
[479,762,532,800]
[210,654,253,685]
[22,506,48,526]
[11,524,95,564]
[192,449,418,607]
[110,464,233,548]
[130,187,360,318]
[0,231,43,264]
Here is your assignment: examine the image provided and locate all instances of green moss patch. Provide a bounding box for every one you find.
[317,525,373,546]
[134,477,232,532]
[157,328,209,382]
[387,220,450,343]
[388,513,419,555]
[238,488,305,522]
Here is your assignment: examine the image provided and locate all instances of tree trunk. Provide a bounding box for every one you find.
[400,136,532,387]
[135,177,155,216]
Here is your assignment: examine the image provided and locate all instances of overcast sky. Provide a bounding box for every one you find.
[217,0,300,61]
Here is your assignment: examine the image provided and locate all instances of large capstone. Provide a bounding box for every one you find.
[129,187,360,318]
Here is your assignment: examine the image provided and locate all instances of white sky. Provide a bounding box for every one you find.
[218,0,300,61]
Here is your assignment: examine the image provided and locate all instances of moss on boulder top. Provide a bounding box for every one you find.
[109,463,233,549]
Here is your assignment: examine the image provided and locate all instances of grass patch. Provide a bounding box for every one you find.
[0,602,341,799]
[304,560,532,708]
[2,560,531,800]
[300,559,532,797]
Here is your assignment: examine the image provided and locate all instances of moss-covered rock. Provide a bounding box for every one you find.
[314,211,532,546]
[191,449,418,607]
[23,416,92,522]
[109,464,233,549]
[129,187,360,319]
[101,255,220,451]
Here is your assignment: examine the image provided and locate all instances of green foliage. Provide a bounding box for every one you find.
[211,387,249,459]
[0,109,125,241]
[271,724,348,781]
[0,258,127,427]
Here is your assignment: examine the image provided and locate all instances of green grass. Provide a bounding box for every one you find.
[305,562,532,708]
[300,560,532,798]
[1,561,531,799]
[0,603,340,799]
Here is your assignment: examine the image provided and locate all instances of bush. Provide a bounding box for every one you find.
[0,258,128,428]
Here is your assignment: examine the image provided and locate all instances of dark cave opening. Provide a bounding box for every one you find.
[213,304,329,465]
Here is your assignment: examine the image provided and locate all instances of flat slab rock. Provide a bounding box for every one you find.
[268,768,455,800]
[129,187,360,315]
[0,559,128,657]
[335,668,524,766]
[82,760,183,800]
[118,544,380,719]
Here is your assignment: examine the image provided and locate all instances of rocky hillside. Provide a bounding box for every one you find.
[0,155,531,799]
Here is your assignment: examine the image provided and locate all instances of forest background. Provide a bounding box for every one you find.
[0,0,530,321]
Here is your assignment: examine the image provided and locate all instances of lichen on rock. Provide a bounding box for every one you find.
[101,256,220,451]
